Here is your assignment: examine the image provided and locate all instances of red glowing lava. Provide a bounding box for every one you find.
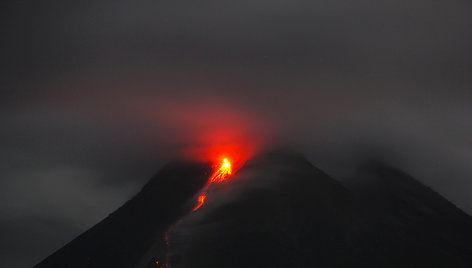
[193,158,234,211]
[209,158,232,183]
[193,195,206,211]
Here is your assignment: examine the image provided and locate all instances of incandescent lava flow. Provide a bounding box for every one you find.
[193,195,207,211]
[193,158,233,211]
[209,158,232,183]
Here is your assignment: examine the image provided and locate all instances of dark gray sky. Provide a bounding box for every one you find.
[1,0,471,267]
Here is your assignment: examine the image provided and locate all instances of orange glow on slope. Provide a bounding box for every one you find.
[193,195,206,211]
[193,158,235,211]
[209,158,232,183]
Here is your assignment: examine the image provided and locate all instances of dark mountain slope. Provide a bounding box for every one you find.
[167,153,472,267]
[343,162,472,267]
[35,152,472,268]
[167,151,352,268]
[35,161,211,268]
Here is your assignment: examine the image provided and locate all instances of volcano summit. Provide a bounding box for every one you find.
[35,151,472,268]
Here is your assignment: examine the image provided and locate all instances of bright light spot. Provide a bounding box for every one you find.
[222,158,229,168]
[209,158,232,183]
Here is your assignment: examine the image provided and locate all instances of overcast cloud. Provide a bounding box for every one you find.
[1,0,471,266]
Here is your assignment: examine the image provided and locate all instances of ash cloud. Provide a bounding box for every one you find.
[1,0,472,266]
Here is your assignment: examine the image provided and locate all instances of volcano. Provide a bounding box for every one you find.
[35,151,472,268]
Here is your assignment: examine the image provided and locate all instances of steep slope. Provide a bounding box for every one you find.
[343,162,472,267]
[167,151,354,267]
[167,153,472,267]
[35,152,472,268]
[35,161,211,268]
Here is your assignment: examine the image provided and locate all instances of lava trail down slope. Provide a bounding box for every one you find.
[35,151,472,268]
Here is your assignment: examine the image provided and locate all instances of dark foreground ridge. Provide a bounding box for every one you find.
[35,161,211,268]
[36,152,472,268]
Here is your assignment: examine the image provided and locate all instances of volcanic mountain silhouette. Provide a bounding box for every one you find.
[35,151,472,268]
